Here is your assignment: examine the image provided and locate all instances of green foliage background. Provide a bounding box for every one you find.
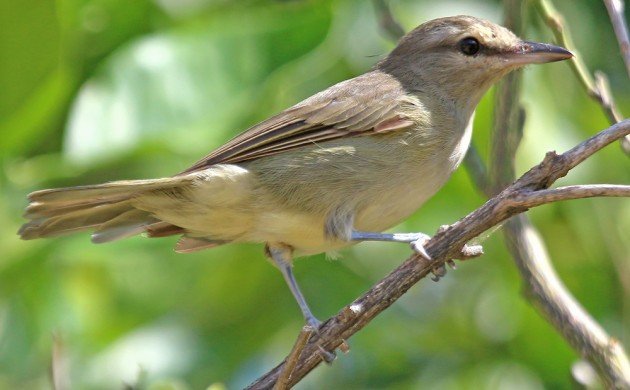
[1,0,628,388]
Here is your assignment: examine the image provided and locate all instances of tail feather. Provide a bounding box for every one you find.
[25,177,195,215]
[27,178,186,204]
[175,237,225,253]
[19,202,133,240]
[25,200,111,219]
[91,209,158,243]
[19,174,230,253]
[19,177,192,242]
[146,222,186,238]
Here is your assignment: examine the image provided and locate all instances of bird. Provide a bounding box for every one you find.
[18,16,572,330]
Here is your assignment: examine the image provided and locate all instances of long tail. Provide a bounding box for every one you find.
[19,177,188,243]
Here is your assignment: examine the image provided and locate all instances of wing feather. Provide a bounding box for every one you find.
[181,71,412,173]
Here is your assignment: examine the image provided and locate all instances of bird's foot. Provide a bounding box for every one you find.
[430,263,447,282]
[408,233,447,281]
[305,315,322,334]
[425,244,483,281]
[407,233,432,260]
[317,345,337,364]
[304,318,339,364]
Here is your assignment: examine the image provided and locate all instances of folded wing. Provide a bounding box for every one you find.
[181,71,414,173]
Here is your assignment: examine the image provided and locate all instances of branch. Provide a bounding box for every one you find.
[464,144,493,196]
[604,0,630,78]
[509,184,630,206]
[533,0,629,155]
[490,67,525,193]
[602,0,630,155]
[372,0,405,40]
[534,0,623,124]
[51,332,70,390]
[493,2,629,387]
[487,0,525,197]
[273,327,313,390]
[247,120,630,389]
[503,216,630,389]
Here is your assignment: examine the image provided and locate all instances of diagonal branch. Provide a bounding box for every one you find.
[247,120,630,390]
[491,0,525,193]
[273,327,313,390]
[372,0,406,40]
[533,0,629,155]
[602,0,630,154]
[463,144,493,196]
[534,0,623,124]
[503,216,629,389]
[603,0,630,78]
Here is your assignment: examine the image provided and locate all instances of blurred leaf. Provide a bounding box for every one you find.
[64,2,332,163]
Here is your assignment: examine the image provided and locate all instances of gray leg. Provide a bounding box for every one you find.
[351,231,432,260]
[266,244,321,330]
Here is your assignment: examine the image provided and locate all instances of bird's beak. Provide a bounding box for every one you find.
[504,41,573,65]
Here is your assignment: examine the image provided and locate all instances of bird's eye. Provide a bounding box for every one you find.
[459,37,480,56]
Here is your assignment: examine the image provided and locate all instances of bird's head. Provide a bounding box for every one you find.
[379,15,572,110]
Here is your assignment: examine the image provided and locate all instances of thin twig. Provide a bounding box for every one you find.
[510,184,630,206]
[603,0,630,78]
[533,0,629,156]
[534,0,624,124]
[273,327,314,390]
[491,0,525,191]
[372,0,405,40]
[51,333,70,390]
[607,2,630,157]
[464,144,493,196]
[491,83,525,192]
[504,216,630,389]
[246,120,630,389]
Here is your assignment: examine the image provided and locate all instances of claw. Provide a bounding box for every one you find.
[317,345,336,364]
[430,263,447,281]
[306,316,322,334]
[410,236,432,260]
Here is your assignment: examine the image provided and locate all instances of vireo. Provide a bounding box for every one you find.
[19,16,572,329]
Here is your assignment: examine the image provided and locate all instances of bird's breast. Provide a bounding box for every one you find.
[244,115,473,247]
[355,124,472,231]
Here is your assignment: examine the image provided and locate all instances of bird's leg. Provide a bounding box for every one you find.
[351,230,447,280]
[350,231,432,260]
[349,222,483,282]
[265,243,322,331]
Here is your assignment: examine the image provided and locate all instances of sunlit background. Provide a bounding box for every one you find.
[1,0,629,388]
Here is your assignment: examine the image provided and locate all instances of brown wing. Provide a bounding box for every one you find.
[180,71,414,174]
